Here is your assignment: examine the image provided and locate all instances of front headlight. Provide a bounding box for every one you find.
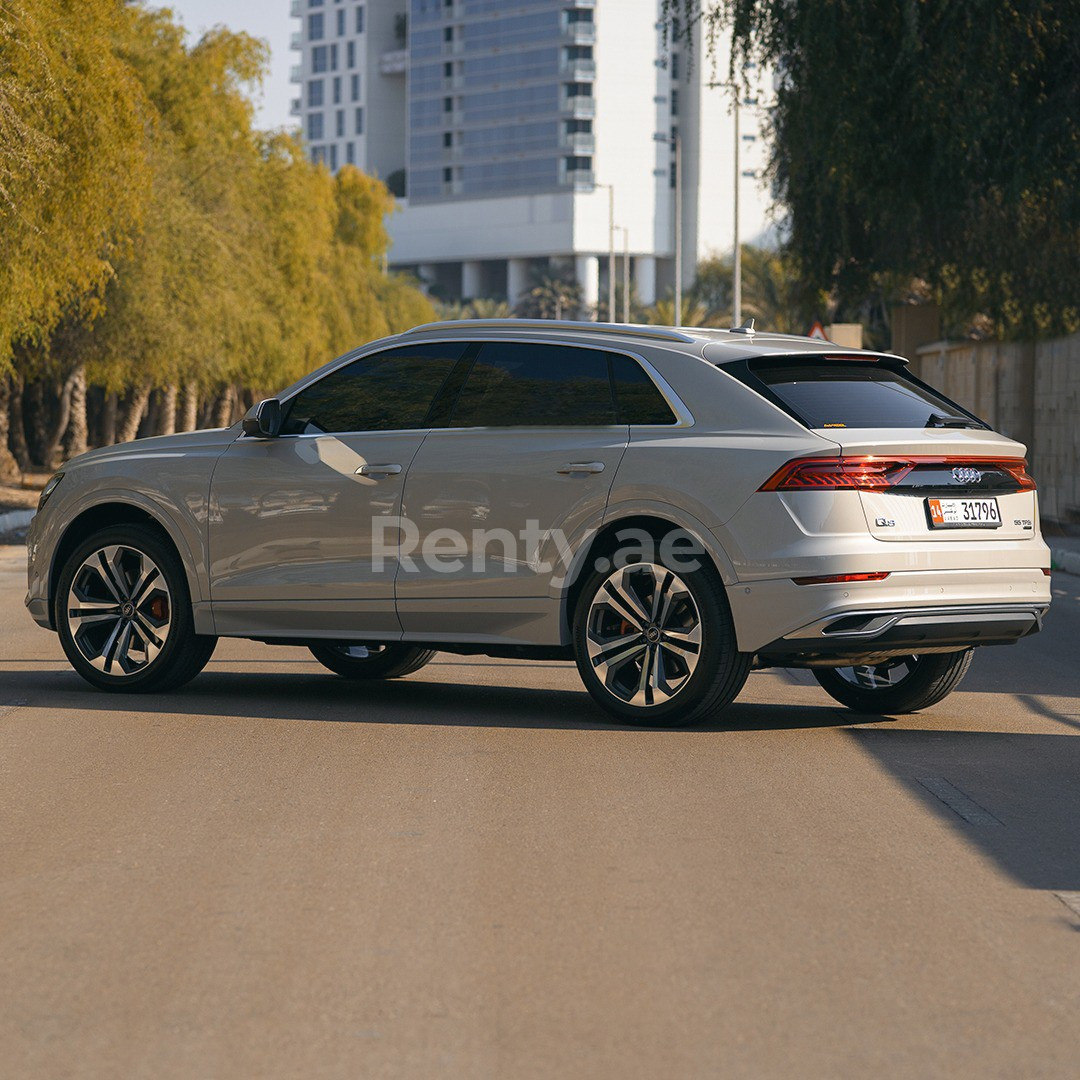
[37,471,64,512]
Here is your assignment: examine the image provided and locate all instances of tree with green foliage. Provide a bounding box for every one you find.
[664,0,1080,339]
[1,2,432,477]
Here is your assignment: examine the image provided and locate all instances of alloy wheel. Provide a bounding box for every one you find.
[585,562,702,707]
[834,656,919,690]
[65,544,172,677]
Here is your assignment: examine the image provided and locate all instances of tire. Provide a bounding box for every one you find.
[572,555,751,727]
[55,523,217,693]
[308,642,436,680]
[813,650,973,714]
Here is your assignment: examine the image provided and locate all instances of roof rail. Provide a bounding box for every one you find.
[401,318,698,344]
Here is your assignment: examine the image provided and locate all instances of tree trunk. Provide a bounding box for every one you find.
[160,384,178,436]
[9,375,31,470]
[180,383,199,432]
[0,378,22,483]
[212,385,236,429]
[102,391,118,446]
[142,392,160,441]
[118,380,152,445]
[64,367,88,461]
[26,380,50,466]
[42,366,82,469]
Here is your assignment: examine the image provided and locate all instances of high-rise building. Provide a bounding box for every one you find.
[290,0,774,310]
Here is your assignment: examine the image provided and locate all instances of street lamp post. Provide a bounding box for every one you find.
[706,74,751,327]
[674,128,682,325]
[653,129,683,325]
[616,225,630,323]
[595,182,616,321]
[733,93,741,326]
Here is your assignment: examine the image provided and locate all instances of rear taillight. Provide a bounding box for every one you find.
[759,455,1037,492]
[760,457,915,491]
[995,460,1037,491]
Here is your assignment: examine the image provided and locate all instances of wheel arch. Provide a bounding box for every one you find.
[49,501,200,629]
[560,509,737,642]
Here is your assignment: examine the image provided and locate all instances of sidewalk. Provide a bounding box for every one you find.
[1049,533,1080,577]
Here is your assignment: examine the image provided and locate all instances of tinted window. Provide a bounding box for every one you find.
[449,342,616,427]
[281,343,466,435]
[733,359,986,430]
[610,355,677,424]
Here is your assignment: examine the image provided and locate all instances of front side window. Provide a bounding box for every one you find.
[449,343,615,427]
[281,343,468,435]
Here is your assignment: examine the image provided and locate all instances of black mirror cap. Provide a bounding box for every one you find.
[242,398,283,438]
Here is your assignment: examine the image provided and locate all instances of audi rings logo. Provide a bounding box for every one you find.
[951,466,983,485]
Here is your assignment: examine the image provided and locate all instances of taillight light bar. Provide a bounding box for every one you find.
[759,456,1037,492]
[792,572,890,586]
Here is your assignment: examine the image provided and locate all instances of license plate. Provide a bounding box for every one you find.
[926,497,1002,528]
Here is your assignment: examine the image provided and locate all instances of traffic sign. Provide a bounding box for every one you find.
[807,320,828,340]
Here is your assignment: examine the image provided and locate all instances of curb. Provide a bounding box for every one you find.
[0,509,34,533]
[1050,547,1080,578]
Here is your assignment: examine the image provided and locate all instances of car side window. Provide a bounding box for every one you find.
[609,354,679,425]
[280,343,468,435]
[448,342,616,427]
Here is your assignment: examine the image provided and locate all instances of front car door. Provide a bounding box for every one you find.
[208,341,468,638]
[395,339,631,644]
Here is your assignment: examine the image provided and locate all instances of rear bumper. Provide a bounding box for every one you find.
[757,602,1046,663]
[727,566,1051,654]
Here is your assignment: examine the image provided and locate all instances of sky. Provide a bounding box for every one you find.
[154,1,295,131]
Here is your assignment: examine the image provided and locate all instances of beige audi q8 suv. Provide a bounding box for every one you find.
[26,320,1051,726]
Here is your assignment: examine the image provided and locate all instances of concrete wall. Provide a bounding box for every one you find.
[911,333,1080,526]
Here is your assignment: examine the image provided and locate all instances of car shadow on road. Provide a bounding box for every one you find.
[849,726,1080,892]
[0,665,888,734]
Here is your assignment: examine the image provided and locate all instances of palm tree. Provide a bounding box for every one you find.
[517,273,583,320]
[643,296,717,328]
[463,297,512,319]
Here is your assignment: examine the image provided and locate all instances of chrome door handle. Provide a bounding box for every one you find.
[557,461,605,475]
[356,463,403,477]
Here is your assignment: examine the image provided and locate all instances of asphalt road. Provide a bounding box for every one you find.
[2,544,1079,1079]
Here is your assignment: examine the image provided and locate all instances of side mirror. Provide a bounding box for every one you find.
[242,398,282,439]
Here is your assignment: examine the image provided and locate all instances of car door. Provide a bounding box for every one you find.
[395,339,629,641]
[208,341,469,638]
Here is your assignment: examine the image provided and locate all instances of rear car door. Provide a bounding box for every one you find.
[395,340,629,640]
[208,341,467,638]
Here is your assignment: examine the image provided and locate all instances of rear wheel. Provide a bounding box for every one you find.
[308,643,436,680]
[55,524,217,693]
[573,558,751,727]
[813,650,973,714]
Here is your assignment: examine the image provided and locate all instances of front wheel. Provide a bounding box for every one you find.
[308,643,436,680]
[813,650,973,714]
[55,524,217,693]
[573,558,751,727]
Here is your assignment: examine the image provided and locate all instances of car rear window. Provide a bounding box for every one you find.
[723,357,988,430]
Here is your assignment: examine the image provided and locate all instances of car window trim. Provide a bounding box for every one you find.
[275,340,475,438]
[271,336,694,438]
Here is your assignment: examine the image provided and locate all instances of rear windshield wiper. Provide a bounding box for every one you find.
[926,412,980,429]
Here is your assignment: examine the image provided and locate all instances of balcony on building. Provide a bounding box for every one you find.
[565,168,594,191]
[562,22,596,45]
[289,0,301,16]
[289,97,302,116]
[563,94,595,117]
[562,130,595,153]
[289,64,303,83]
[380,49,408,75]
[290,31,303,51]
[561,58,596,79]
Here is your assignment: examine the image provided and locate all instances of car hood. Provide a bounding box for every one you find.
[61,425,241,472]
